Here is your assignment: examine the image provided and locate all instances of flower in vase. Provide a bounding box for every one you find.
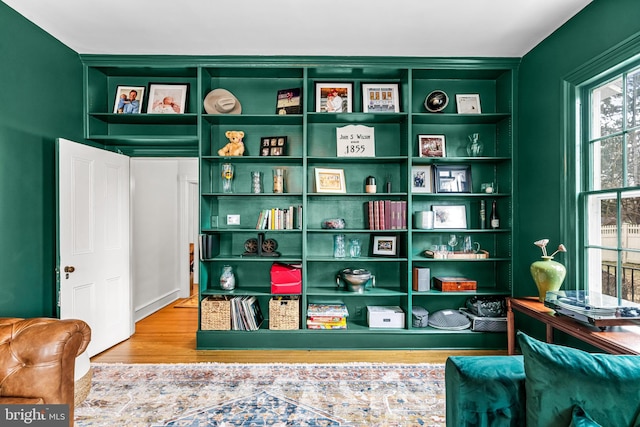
[534,239,567,258]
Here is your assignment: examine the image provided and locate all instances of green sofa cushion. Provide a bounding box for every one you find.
[518,332,640,427]
[445,355,526,426]
[569,405,602,427]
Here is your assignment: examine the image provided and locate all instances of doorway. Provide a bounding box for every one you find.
[130,158,198,321]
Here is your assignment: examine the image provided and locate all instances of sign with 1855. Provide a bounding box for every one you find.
[336,125,375,157]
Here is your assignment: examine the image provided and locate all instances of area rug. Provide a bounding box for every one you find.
[75,362,446,426]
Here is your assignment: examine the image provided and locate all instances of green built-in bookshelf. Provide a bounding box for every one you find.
[82,56,517,349]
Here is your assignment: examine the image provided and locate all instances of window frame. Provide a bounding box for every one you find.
[574,55,640,301]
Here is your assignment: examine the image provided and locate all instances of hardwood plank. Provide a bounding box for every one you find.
[91,300,505,364]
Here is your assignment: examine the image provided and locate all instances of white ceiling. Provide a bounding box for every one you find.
[4,0,592,57]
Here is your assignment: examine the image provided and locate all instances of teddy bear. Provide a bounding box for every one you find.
[218,130,245,156]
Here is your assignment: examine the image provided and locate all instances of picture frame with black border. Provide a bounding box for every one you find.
[411,166,432,193]
[147,83,189,114]
[259,136,287,156]
[113,85,145,114]
[371,235,398,257]
[315,82,353,113]
[418,134,446,158]
[434,165,472,193]
[455,94,481,114]
[362,83,400,113]
[275,88,302,115]
[432,205,468,229]
[314,167,346,193]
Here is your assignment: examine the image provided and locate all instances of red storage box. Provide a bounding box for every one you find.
[270,263,302,294]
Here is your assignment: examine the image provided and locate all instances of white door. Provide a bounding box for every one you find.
[57,138,132,357]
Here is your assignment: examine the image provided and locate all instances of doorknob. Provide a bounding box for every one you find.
[64,266,75,279]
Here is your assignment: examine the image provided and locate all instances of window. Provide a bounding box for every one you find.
[582,64,640,302]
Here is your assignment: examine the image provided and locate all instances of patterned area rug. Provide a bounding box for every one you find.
[75,362,445,427]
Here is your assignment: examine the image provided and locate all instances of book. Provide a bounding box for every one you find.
[307,303,349,317]
[306,317,347,329]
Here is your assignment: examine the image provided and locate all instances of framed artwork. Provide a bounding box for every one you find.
[434,165,472,193]
[315,83,353,113]
[362,83,400,113]
[418,134,446,158]
[276,88,302,115]
[113,85,145,114]
[411,166,432,193]
[456,94,482,114]
[372,235,398,257]
[314,168,346,193]
[432,205,468,229]
[259,136,287,156]
[147,83,188,114]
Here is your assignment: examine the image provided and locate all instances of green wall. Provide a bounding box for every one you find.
[0,3,84,316]
[2,0,640,324]
[516,0,640,298]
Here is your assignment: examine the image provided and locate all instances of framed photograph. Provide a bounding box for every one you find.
[147,83,188,114]
[411,166,432,193]
[259,136,287,156]
[315,83,353,113]
[362,83,400,113]
[113,85,145,114]
[434,165,472,193]
[432,205,468,229]
[314,168,346,193]
[455,94,481,114]
[276,88,302,115]
[372,235,398,257]
[418,134,446,158]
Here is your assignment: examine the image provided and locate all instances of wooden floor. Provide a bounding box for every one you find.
[91,299,506,364]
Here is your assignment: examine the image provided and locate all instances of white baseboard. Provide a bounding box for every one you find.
[134,289,180,322]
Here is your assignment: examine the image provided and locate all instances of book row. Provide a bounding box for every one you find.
[367,200,407,230]
[256,206,302,230]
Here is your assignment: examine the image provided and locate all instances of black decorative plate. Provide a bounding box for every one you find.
[424,90,449,113]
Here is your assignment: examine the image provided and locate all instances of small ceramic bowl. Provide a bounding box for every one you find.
[321,218,346,229]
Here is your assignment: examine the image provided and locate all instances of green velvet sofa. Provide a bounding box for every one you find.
[446,332,640,427]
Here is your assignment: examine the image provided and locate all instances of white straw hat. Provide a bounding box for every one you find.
[204,88,242,114]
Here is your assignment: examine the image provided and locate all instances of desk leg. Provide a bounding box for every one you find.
[546,325,554,344]
[507,299,515,355]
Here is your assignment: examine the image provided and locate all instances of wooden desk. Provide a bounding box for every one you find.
[507,297,640,355]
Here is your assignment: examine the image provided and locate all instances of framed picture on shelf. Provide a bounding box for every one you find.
[315,83,353,113]
[371,235,398,257]
[113,85,145,114]
[362,83,400,113]
[434,165,472,193]
[314,168,346,193]
[147,83,188,114]
[432,205,468,229]
[418,134,446,158]
[275,88,302,115]
[411,166,432,193]
[259,136,287,156]
[455,94,481,114]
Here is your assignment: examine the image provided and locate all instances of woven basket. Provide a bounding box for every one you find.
[201,296,231,330]
[269,297,300,330]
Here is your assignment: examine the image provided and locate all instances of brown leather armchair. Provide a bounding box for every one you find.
[0,317,91,422]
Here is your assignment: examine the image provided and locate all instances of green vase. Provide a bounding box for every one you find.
[530,256,566,302]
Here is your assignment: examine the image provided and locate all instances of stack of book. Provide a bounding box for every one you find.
[366,200,406,230]
[230,296,264,331]
[306,303,349,329]
[256,205,302,230]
